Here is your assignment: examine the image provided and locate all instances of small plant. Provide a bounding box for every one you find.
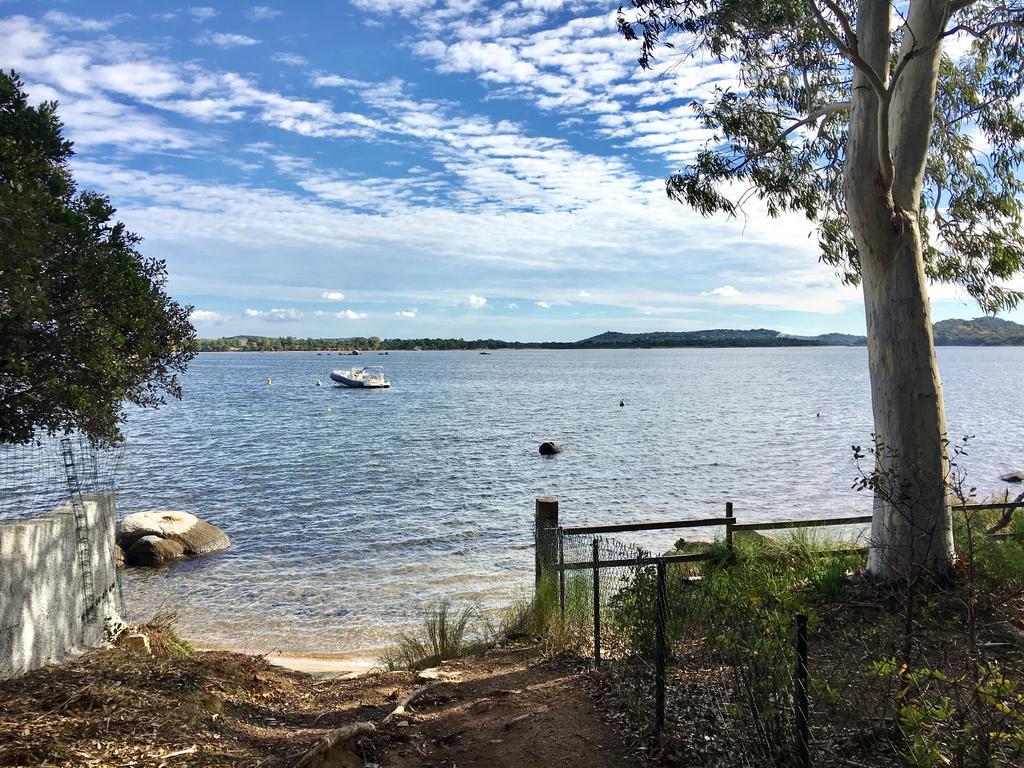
[142,609,196,660]
[379,601,487,671]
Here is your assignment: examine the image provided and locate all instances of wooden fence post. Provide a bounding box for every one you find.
[535,497,559,587]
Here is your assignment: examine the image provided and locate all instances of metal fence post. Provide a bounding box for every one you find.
[794,613,810,768]
[725,501,735,554]
[592,537,601,669]
[654,559,668,744]
[558,526,566,618]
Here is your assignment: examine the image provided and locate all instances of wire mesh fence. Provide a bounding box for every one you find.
[555,520,1024,768]
[0,435,124,521]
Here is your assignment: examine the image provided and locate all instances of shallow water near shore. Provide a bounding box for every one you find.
[116,347,1024,655]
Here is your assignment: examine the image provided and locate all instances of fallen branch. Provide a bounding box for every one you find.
[157,745,198,760]
[382,683,437,724]
[292,722,375,768]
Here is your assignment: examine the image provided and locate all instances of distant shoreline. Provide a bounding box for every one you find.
[194,318,1024,352]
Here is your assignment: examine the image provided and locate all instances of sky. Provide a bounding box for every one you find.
[2,1,1021,341]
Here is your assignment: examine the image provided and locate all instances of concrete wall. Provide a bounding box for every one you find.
[0,491,120,678]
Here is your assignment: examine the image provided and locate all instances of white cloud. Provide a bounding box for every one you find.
[313,74,366,89]
[246,6,282,21]
[535,300,552,309]
[702,285,742,298]
[189,6,220,22]
[317,309,367,320]
[578,290,591,297]
[43,11,130,32]
[197,32,261,48]
[321,290,345,301]
[244,307,303,321]
[273,52,308,66]
[506,303,520,310]
[462,294,488,309]
[395,309,418,318]
[190,309,225,324]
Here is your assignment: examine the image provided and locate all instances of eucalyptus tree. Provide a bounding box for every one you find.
[0,71,195,446]
[618,1,1024,577]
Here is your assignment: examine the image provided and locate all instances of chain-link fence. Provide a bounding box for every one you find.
[1,435,124,521]
[554,510,1024,768]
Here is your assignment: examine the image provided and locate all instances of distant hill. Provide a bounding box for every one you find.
[933,316,1024,345]
[574,329,865,348]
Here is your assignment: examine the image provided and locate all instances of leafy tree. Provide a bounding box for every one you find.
[618,0,1024,577]
[0,71,196,446]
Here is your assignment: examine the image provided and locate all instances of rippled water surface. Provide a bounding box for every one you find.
[115,348,1024,654]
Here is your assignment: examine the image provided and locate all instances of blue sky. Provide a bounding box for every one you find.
[2,1,1020,341]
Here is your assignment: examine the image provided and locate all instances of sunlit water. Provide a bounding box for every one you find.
[114,348,1024,655]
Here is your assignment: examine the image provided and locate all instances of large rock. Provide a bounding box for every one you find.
[126,535,185,567]
[1001,471,1024,484]
[539,441,564,456]
[118,510,230,556]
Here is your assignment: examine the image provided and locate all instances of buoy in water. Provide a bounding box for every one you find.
[316,379,322,387]
[619,399,625,407]
[266,378,272,385]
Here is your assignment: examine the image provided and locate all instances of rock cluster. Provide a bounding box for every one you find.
[117,510,230,567]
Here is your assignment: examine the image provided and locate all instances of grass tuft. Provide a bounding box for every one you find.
[379,600,488,671]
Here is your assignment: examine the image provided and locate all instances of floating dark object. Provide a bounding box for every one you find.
[620,399,625,407]
[1001,471,1024,483]
[539,441,563,456]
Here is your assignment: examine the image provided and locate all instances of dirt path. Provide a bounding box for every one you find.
[0,630,640,768]
[370,649,640,768]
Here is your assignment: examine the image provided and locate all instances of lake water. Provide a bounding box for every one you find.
[115,347,1024,656]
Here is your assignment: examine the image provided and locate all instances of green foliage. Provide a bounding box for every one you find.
[869,658,1024,767]
[617,0,1024,311]
[0,71,195,446]
[379,601,488,671]
[955,506,1024,591]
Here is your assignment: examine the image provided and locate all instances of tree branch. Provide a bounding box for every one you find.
[807,0,889,99]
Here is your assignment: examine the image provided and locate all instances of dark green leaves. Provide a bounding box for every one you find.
[0,71,197,446]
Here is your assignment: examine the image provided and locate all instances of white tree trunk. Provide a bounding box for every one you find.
[845,0,955,579]
[860,217,954,579]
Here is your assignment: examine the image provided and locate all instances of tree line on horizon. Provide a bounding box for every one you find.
[193,317,1024,352]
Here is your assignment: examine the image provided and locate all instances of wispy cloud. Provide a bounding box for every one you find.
[189,6,220,23]
[321,290,345,300]
[702,285,742,298]
[314,309,367,319]
[578,290,591,297]
[462,294,488,309]
[246,6,282,21]
[43,11,131,32]
[535,300,551,309]
[197,32,261,48]
[272,52,307,66]
[395,309,417,318]
[244,307,302,321]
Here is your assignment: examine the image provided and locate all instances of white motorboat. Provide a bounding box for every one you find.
[329,366,391,388]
